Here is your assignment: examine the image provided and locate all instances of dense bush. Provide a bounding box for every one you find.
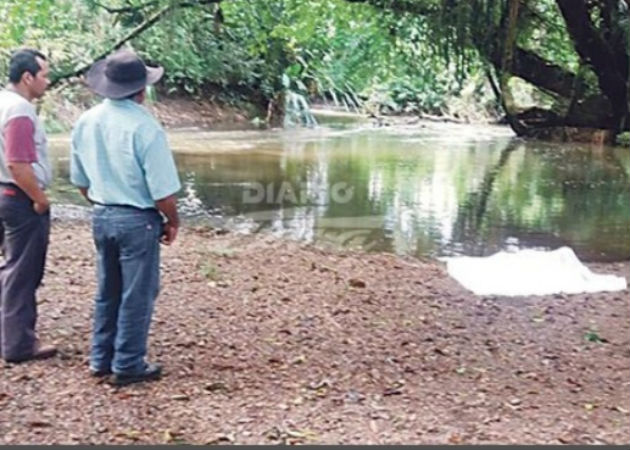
[1,0,497,119]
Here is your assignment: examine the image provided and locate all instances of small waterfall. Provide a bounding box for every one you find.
[283,90,318,129]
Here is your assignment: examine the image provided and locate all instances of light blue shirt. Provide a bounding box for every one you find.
[70,99,180,209]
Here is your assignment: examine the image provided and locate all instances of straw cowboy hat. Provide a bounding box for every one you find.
[86,49,163,99]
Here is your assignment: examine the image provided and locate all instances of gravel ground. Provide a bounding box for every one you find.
[0,224,628,444]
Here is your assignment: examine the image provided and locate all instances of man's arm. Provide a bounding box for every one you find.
[4,116,48,214]
[155,194,179,245]
[78,187,90,203]
[8,162,49,214]
[141,128,181,245]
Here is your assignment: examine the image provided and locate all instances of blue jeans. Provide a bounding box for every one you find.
[91,205,162,375]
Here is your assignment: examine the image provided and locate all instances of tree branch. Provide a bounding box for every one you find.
[92,0,159,14]
[487,46,579,99]
[345,0,581,99]
[556,0,627,126]
[499,0,528,135]
[50,0,222,87]
[344,0,439,16]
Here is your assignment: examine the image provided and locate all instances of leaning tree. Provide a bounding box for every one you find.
[348,0,630,141]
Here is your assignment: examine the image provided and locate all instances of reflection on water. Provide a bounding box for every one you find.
[47,121,630,262]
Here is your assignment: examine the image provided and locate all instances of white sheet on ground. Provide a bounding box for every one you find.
[445,247,627,296]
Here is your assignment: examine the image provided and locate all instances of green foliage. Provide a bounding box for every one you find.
[517,0,580,72]
[0,0,493,117]
[0,0,126,82]
[6,0,618,123]
[584,330,603,343]
[616,132,630,147]
[200,260,220,281]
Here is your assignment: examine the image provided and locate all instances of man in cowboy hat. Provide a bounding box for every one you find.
[70,49,180,386]
[0,48,57,363]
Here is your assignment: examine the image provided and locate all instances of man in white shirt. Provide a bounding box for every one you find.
[0,49,56,363]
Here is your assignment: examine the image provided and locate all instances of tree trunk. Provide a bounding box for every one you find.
[266,93,285,128]
[348,0,628,137]
[556,0,628,130]
[498,0,527,135]
[489,47,581,99]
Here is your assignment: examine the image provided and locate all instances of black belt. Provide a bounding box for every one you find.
[91,201,157,212]
[0,182,31,202]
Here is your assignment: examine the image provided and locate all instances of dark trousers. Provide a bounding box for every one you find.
[0,184,50,360]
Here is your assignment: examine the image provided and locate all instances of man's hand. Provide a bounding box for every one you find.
[33,198,50,215]
[8,162,50,215]
[156,194,179,245]
[161,222,178,245]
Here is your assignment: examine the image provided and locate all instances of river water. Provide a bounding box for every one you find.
[47,119,630,262]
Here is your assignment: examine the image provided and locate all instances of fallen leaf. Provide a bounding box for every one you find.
[28,420,52,428]
[349,278,366,288]
[205,433,234,444]
[163,430,175,443]
[204,382,228,392]
[116,391,143,399]
[584,331,605,343]
[286,428,317,440]
[434,347,449,356]
[115,430,142,441]
[308,379,331,390]
[383,387,403,396]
